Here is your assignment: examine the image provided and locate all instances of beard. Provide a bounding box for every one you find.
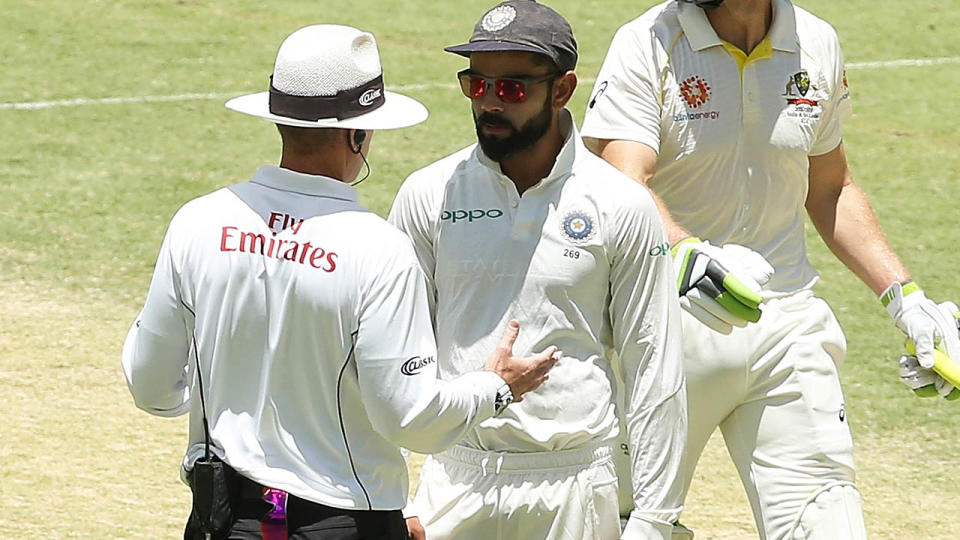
[473,93,553,163]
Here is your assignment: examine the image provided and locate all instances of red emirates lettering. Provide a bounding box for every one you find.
[219,226,337,272]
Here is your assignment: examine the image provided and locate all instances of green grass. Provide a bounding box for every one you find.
[1,0,958,537]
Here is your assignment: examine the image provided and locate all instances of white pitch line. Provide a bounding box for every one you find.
[847,56,960,69]
[3,56,959,111]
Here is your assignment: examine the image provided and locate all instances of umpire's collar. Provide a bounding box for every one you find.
[250,165,359,202]
[678,0,798,53]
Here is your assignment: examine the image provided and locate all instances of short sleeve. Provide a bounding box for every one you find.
[581,24,664,153]
[809,29,852,156]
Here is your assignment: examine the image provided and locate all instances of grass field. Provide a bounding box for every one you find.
[2,0,958,538]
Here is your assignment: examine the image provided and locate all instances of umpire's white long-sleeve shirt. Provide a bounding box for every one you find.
[122,165,505,511]
[388,112,687,531]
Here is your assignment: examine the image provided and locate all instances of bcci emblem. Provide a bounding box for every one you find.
[480,5,516,32]
[561,211,595,243]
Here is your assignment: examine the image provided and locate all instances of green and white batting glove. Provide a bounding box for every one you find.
[671,237,774,334]
[883,282,960,400]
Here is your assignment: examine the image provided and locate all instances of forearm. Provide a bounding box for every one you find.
[647,188,691,246]
[359,362,501,454]
[807,180,910,296]
[121,316,192,416]
[623,383,686,530]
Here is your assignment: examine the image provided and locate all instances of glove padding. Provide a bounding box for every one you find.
[672,238,774,334]
[899,348,960,400]
[884,285,960,400]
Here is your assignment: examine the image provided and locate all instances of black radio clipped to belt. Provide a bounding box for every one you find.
[188,350,235,540]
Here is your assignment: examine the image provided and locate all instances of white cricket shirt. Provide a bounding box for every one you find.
[582,0,852,294]
[389,112,687,527]
[122,165,505,511]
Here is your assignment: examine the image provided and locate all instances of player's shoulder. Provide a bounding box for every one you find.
[790,2,843,53]
[399,144,479,194]
[168,187,236,228]
[610,1,681,50]
[618,0,680,33]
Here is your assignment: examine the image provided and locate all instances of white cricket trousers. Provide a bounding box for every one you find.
[682,289,860,539]
[411,443,620,540]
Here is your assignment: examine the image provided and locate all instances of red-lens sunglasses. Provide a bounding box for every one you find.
[457,69,560,103]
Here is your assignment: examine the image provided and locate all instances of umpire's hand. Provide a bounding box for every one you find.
[484,320,560,402]
[406,516,425,540]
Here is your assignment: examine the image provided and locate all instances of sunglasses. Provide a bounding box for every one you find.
[457,69,560,103]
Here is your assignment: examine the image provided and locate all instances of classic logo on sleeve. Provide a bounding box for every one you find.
[401,355,436,376]
[561,211,595,244]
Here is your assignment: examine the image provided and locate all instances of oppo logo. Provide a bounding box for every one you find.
[359,88,382,106]
[441,208,504,223]
[401,355,436,376]
[648,242,670,257]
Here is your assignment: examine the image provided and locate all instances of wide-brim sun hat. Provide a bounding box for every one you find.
[226,24,427,130]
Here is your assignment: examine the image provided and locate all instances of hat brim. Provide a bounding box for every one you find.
[444,41,550,59]
[225,90,428,130]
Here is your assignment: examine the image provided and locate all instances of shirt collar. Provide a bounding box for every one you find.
[476,108,583,187]
[678,0,797,53]
[249,165,359,202]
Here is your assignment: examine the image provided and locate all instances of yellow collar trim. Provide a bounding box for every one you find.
[721,37,773,75]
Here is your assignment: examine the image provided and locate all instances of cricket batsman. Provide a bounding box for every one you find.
[581,0,960,538]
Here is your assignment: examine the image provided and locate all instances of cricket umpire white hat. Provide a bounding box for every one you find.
[226,24,428,130]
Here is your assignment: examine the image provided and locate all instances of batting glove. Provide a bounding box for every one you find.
[883,282,960,400]
[672,238,774,334]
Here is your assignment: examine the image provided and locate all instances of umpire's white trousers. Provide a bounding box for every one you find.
[410,443,620,540]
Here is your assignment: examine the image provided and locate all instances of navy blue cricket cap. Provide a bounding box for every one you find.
[444,0,578,73]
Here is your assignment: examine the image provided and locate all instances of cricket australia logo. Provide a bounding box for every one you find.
[401,355,436,376]
[561,211,595,243]
[481,5,516,32]
[680,76,711,108]
[783,70,819,106]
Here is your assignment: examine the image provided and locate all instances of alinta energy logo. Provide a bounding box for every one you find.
[675,75,719,122]
[680,76,711,108]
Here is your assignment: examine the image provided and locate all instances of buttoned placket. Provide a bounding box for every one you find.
[732,45,771,236]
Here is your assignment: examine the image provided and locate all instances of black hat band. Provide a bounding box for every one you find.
[268,75,385,121]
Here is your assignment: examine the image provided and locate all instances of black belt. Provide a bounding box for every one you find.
[236,473,273,499]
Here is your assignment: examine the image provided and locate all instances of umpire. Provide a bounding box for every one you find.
[122,24,557,540]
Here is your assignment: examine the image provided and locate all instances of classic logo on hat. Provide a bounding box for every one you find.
[359,87,383,107]
[224,25,428,130]
[561,211,595,243]
[481,5,517,32]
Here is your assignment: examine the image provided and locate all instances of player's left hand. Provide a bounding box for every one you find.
[883,282,960,400]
